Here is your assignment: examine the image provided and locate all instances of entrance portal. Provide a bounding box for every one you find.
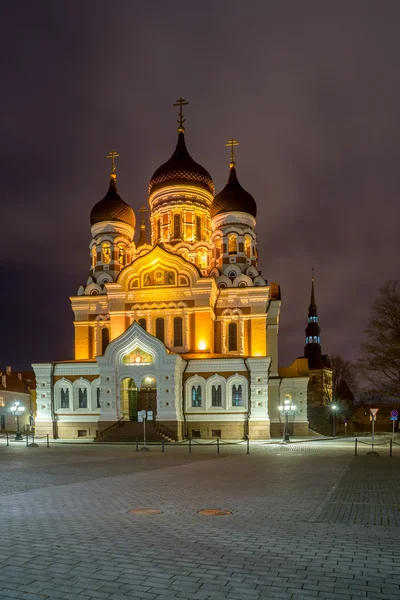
[121,378,138,421]
[121,377,157,421]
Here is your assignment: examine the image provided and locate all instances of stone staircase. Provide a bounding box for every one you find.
[95,420,175,443]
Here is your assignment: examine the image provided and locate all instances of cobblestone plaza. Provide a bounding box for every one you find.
[0,440,399,600]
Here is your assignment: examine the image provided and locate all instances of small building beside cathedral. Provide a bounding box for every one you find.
[33,103,331,440]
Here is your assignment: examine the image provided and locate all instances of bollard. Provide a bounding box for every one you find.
[247,436,250,455]
[6,432,9,447]
[46,433,49,448]
[136,438,139,452]
[390,438,393,457]
[355,438,358,456]
[162,439,165,453]
[26,434,29,447]
[189,437,192,454]
[217,438,220,454]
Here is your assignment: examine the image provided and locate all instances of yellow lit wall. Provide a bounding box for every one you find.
[194,311,212,352]
[110,315,126,341]
[250,318,267,356]
[74,324,90,360]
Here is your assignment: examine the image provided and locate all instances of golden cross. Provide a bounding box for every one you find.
[107,150,119,173]
[173,97,189,132]
[139,205,148,224]
[226,138,239,167]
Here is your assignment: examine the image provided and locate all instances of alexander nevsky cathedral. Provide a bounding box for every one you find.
[33,100,331,441]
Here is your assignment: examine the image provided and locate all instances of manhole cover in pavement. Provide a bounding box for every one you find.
[129,508,163,515]
[198,509,232,516]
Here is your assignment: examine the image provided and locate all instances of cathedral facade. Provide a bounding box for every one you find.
[33,106,326,440]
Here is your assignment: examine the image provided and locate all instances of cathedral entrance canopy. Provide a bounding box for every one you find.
[97,321,185,424]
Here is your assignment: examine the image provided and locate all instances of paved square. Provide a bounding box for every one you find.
[0,440,400,600]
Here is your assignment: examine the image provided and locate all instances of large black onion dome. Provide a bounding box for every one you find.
[211,166,257,219]
[90,176,136,228]
[149,132,214,196]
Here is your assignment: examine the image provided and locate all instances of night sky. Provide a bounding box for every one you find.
[1,1,400,371]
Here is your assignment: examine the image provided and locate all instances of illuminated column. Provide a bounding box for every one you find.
[239,318,245,355]
[147,314,153,336]
[184,312,190,352]
[167,314,173,347]
[221,318,226,354]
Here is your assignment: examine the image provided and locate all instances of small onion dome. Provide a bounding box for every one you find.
[90,175,136,228]
[211,166,257,219]
[149,132,214,196]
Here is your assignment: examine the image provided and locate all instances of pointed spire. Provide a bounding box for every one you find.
[137,205,148,247]
[304,270,322,367]
[310,267,316,308]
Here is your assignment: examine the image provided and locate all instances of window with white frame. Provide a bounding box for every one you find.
[191,385,202,407]
[60,388,70,408]
[78,388,88,408]
[211,385,222,407]
[228,322,238,351]
[232,384,243,406]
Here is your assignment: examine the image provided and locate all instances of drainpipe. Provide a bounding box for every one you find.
[244,358,252,440]
[181,360,189,439]
[50,362,58,439]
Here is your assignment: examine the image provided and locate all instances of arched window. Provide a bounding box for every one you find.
[245,236,251,258]
[96,388,101,408]
[228,235,236,254]
[200,252,208,269]
[232,384,243,406]
[156,318,165,343]
[196,216,202,240]
[118,245,125,265]
[102,243,111,264]
[101,328,110,353]
[91,246,97,269]
[212,385,222,407]
[306,337,309,344]
[215,238,221,259]
[138,318,146,331]
[173,214,181,239]
[228,322,238,351]
[174,317,183,346]
[61,388,69,409]
[191,385,202,407]
[78,388,88,409]
[314,336,318,342]
[156,219,161,241]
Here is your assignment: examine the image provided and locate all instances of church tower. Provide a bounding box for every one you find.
[304,274,322,368]
[210,140,266,288]
[86,151,136,292]
[147,98,214,275]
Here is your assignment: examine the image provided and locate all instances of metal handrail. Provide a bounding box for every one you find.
[95,418,124,439]
[155,422,178,441]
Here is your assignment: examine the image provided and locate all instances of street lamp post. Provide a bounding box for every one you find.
[331,404,338,437]
[278,397,296,443]
[11,400,25,441]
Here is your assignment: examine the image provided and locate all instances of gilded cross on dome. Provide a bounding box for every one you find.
[226,138,239,168]
[139,205,148,224]
[173,97,189,133]
[107,150,119,175]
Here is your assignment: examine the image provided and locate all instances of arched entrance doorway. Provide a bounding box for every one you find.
[121,378,138,421]
[140,376,157,417]
[120,376,157,421]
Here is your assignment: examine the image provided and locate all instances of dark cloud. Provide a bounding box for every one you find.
[1,0,400,370]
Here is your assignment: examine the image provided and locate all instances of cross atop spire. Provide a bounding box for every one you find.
[226,138,239,168]
[173,97,189,133]
[139,205,148,225]
[107,150,119,179]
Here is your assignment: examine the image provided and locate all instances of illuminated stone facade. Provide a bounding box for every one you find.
[33,125,315,440]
